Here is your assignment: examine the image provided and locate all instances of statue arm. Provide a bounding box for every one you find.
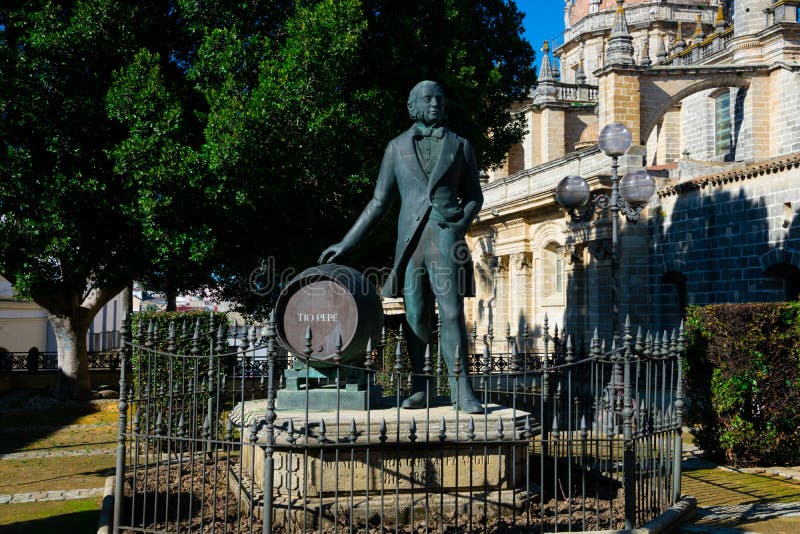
[451,139,483,235]
[319,142,398,263]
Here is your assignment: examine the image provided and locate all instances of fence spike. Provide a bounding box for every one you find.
[635,326,643,353]
[167,321,176,353]
[250,420,259,443]
[467,417,476,440]
[394,336,404,373]
[224,418,234,441]
[496,417,505,440]
[202,412,211,440]
[422,344,433,375]
[566,335,574,363]
[453,344,462,376]
[177,413,185,437]
[509,340,520,373]
[319,419,327,443]
[379,418,387,443]
[215,322,226,354]
[349,418,358,443]
[334,332,342,365]
[304,323,312,345]
[191,319,201,356]
[438,416,447,441]
[286,419,295,445]
[365,338,374,371]
[409,417,417,442]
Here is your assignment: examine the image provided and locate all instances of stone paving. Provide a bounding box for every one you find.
[0,487,105,504]
[0,448,116,460]
[677,440,800,533]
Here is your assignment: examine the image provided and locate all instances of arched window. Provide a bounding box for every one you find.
[541,243,564,305]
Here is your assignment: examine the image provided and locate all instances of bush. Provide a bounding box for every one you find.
[685,302,800,466]
[129,310,230,394]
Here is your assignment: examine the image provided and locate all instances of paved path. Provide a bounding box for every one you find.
[0,448,116,460]
[678,439,800,533]
[0,488,104,504]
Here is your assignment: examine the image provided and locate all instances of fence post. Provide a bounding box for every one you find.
[672,322,685,504]
[262,310,278,534]
[623,317,636,529]
[113,312,129,533]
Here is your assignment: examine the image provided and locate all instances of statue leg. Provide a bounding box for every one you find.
[428,236,482,414]
[401,254,435,409]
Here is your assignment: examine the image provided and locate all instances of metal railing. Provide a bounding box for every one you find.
[88,330,121,352]
[113,313,685,533]
[0,349,120,372]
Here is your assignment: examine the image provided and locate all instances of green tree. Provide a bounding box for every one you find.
[0,0,534,397]
[184,0,536,312]
[0,1,205,397]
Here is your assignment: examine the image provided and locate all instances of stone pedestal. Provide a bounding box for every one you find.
[228,401,538,527]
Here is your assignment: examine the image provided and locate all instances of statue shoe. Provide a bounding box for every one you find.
[453,393,483,414]
[401,391,427,409]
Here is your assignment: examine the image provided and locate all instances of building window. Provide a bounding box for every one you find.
[765,263,800,301]
[714,91,732,159]
[661,272,687,328]
[542,243,564,300]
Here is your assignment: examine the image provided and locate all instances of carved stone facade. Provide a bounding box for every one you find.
[469,0,800,348]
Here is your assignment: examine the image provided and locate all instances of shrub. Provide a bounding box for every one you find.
[685,302,800,466]
[129,310,230,394]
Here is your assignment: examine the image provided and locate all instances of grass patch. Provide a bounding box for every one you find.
[0,454,115,494]
[0,496,101,532]
[0,423,116,454]
[682,468,800,506]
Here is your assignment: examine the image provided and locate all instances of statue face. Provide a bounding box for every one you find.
[415,83,445,125]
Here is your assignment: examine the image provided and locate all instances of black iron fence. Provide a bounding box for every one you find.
[0,348,121,372]
[113,313,685,533]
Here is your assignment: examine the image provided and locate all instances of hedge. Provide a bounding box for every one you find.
[685,302,800,466]
[129,310,230,393]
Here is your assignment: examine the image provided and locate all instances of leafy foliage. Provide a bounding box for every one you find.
[129,310,229,392]
[0,0,535,394]
[684,303,800,466]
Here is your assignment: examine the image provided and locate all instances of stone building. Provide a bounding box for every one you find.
[467,0,800,352]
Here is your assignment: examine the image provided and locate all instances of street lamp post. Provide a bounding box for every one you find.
[555,121,656,348]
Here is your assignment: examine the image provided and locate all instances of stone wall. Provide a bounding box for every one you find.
[680,90,715,161]
[771,68,800,156]
[650,163,800,333]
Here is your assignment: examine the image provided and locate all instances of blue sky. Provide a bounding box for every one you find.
[516,1,565,67]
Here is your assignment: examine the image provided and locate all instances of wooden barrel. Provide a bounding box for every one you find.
[274,264,383,367]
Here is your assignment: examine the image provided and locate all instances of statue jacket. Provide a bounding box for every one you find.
[339,125,483,298]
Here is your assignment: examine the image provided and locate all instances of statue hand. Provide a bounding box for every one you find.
[318,243,346,264]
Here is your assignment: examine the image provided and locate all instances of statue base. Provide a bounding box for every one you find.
[228,401,539,527]
[277,359,386,411]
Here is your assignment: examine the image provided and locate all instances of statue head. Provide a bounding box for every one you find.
[407,80,447,125]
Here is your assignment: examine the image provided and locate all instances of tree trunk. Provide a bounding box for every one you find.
[166,284,177,311]
[50,314,91,400]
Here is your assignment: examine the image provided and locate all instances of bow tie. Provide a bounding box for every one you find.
[414,122,445,139]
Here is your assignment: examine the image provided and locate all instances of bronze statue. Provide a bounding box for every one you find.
[319,81,483,413]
